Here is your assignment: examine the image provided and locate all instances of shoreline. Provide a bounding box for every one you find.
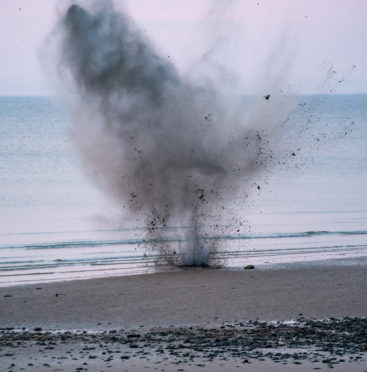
[2,253,367,289]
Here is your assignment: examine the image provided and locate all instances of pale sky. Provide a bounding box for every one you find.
[0,0,366,95]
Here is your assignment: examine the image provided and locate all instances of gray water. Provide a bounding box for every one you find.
[0,95,367,286]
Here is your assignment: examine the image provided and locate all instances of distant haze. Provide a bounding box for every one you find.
[0,0,366,95]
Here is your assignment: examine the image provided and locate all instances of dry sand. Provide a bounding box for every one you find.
[0,265,366,371]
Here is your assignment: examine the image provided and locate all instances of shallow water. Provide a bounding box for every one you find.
[1,95,367,286]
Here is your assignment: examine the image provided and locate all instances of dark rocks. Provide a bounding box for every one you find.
[0,317,366,369]
[244,265,255,270]
[127,333,141,338]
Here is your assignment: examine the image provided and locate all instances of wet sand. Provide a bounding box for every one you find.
[0,265,366,371]
[1,265,367,329]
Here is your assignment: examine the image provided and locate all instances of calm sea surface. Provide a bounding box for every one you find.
[1,95,367,286]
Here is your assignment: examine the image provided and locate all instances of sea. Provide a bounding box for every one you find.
[1,95,367,286]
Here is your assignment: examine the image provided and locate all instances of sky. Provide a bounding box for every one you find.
[0,0,366,95]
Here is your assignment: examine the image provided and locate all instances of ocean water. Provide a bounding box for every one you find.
[1,95,367,286]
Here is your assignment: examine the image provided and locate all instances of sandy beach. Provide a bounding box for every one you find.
[1,265,367,328]
[1,265,367,371]
[2,0,367,371]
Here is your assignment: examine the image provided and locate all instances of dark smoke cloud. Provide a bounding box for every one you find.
[47,0,293,266]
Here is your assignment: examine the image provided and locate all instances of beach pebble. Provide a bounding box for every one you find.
[1,317,366,370]
[244,265,255,270]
